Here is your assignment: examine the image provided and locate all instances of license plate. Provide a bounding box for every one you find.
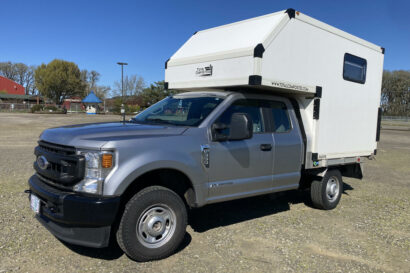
[30,194,41,214]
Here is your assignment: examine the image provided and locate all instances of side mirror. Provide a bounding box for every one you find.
[211,122,228,141]
[229,113,253,140]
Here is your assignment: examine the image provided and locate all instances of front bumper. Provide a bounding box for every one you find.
[28,175,120,248]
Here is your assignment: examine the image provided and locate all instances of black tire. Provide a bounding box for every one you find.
[310,169,343,210]
[116,186,187,262]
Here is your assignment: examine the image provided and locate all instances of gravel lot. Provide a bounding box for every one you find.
[0,113,409,273]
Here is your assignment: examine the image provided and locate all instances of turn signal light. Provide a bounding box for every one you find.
[102,154,113,168]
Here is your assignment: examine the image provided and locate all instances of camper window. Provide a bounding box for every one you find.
[343,53,367,84]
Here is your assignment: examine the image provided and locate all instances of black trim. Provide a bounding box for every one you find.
[248,75,262,85]
[165,58,170,69]
[312,153,318,162]
[164,82,169,90]
[286,8,296,19]
[313,98,320,119]
[253,43,265,58]
[193,31,198,35]
[315,86,322,98]
[381,47,385,54]
[374,149,377,155]
[36,214,111,248]
[290,99,307,169]
[376,107,382,141]
[29,175,120,227]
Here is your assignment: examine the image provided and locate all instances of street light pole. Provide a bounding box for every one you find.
[117,62,128,123]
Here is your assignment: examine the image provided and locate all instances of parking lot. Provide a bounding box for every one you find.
[0,113,409,273]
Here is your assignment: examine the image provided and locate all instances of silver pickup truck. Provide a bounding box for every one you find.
[28,91,349,261]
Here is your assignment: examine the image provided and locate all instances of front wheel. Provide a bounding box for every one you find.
[116,186,187,261]
[310,169,343,210]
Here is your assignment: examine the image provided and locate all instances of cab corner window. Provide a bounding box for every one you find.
[269,101,291,133]
[343,53,367,84]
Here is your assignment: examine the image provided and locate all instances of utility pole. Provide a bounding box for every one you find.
[117,62,128,123]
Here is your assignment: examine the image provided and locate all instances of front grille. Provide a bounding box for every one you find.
[38,141,76,156]
[34,141,85,186]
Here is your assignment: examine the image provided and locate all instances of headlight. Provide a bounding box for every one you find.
[73,150,114,195]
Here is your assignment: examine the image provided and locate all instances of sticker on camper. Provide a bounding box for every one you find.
[271,81,309,92]
[196,65,213,77]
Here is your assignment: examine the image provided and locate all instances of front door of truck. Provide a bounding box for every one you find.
[207,99,274,201]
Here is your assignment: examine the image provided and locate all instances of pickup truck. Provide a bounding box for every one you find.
[29,91,344,261]
[27,9,384,262]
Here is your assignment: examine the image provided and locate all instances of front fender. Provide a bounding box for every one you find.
[103,150,208,204]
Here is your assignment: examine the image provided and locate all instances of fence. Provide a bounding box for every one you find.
[0,102,114,113]
[382,115,410,122]
[0,103,35,112]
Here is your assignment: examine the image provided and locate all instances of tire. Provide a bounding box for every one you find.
[310,169,343,210]
[116,186,187,261]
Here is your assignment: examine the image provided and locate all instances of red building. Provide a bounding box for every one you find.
[0,76,25,95]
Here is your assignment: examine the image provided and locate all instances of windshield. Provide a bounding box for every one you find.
[131,96,224,126]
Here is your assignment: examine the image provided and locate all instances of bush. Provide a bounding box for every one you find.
[31,105,43,113]
[44,105,58,112]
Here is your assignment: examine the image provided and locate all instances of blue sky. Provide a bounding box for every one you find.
[1,0,409,88]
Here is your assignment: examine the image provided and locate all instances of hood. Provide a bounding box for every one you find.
[40,122,188,149]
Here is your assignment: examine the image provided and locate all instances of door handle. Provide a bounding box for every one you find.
[260,144,272,151]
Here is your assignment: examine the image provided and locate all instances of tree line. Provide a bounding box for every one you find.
[1,60,408,115]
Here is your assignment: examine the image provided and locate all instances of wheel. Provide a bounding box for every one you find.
[116,186,187,261]
[310,169,343,210]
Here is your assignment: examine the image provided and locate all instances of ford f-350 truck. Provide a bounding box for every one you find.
[27,9,384,261]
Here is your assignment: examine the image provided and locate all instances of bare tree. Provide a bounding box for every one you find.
[0,62,37,95]
[113,74,145,98]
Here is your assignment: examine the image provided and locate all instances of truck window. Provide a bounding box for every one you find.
[268,101,291,133]
[343,53,367,84]
[216,99,265,133]
[132,96,223,126]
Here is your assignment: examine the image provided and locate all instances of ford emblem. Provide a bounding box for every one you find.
[37,155,50,170]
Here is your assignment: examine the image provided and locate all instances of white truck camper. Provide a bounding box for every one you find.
[165,8,384,170]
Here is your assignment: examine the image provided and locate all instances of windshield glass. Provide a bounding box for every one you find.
[131,96,224,126]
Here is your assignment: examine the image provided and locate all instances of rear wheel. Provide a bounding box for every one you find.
[310,169,343,210]
[116,186,187,261]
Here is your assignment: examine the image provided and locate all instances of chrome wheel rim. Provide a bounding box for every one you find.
[136,204,176,248]
[326,176,340,202]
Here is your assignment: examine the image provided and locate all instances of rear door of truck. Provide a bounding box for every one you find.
[265,98,304,189]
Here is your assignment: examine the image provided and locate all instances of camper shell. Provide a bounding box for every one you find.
[165,8,384,169]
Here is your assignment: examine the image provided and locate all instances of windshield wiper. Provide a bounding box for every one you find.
[145,118,174,125]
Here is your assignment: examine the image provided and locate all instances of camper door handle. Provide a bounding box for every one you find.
[260,144,272,151]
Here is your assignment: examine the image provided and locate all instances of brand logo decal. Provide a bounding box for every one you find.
[37,155,50,170]
[271,81,309,92]
[196,64,213,77]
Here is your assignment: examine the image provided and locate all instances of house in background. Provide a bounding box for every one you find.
[82,91,102,114]
[62,97,84,113]
[0,75,41,104]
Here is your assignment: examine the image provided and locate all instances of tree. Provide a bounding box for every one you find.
[35,59,86,104]
[0,62,37,95]
[112,74,145,98]
[94,85,111,100]
[381,70,410,116]
[140,81,181,107]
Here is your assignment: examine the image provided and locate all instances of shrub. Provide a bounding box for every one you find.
[44,105,58,112]
[31,105,43,113]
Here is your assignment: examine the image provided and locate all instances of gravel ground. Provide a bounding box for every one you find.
[0,113,409,273]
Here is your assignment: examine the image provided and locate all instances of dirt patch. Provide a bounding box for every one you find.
[0,113,409,273]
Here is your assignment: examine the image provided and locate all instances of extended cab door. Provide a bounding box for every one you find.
[206,99,274,202]
[266,99,303,188]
